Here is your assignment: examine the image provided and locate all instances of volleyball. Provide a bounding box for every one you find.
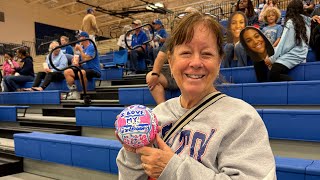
[115,105,158,148]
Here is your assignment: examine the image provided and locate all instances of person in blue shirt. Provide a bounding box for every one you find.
[151,19,168,64]
[129,19,148,74]
[23,41,68,91]
[261,7,283,47]
[60,36,74,55]
[63,31,101,100]
[60,36,74,65]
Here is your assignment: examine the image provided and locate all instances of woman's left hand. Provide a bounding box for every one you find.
[136,134,174,179]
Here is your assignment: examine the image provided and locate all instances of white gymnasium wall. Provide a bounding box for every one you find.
[0,0,83,44]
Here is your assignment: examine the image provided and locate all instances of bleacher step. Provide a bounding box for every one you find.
[18,114,76,123]
[42,108,75,117]
[110,78,146,86]
[0,152,23,177]
[84,91,119,100]
[23,158,118,180]
[95,84,147,91]
[60,99,119,106]
[0,125,80,139]
[0,172,55,180]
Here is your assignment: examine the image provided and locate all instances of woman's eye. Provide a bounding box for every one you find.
[201,53,214,58]
[180,51,191,55]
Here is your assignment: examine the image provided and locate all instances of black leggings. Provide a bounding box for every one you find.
[33,71,65,89]
[254,61,292,82]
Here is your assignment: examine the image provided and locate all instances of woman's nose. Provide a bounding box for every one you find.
[190,54,203,68]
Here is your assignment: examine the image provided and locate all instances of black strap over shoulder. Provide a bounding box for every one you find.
[163,92,226,142]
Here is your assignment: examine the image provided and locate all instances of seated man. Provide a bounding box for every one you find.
[128,19,148,74]
[24,41,68,91]
[63,31,101,100]
[146,42,179,104]
[151,19,168,63]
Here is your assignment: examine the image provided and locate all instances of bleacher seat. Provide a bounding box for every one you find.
[76,107,124,128]
[262,109,320,142]
[276,156,313,180]
[100,50,128,80]
[0,91,61,105]
[14,132,122,174]
[219,61,320,84]
[19,78,97,91]
[14,132,320,177]
[0,106,29,122]
[306,160,320,179]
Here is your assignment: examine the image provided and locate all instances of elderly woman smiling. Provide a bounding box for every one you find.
[116,12,276,180]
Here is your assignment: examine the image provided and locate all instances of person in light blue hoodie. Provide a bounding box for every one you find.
[241,0,311,82]
[24,41,68,91]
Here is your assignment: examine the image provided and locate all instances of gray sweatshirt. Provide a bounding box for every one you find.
[116,96,276,180]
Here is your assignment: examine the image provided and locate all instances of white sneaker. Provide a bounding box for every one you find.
[66,91,80,100]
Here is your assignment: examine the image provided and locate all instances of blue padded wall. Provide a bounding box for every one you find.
[276,156,313,180]
[263,109,320,142]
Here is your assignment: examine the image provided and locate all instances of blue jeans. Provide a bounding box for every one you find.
[222,43,252,68]
[3,75,34,92]
[235,43,253,67]
[129,49,146,72]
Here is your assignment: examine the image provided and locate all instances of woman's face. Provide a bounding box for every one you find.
[239,0,248,9]
[4,54,11,61]
[16,50,22,59]
[243,29,266,55]
[169,23,220,98]
[230,14,246,39]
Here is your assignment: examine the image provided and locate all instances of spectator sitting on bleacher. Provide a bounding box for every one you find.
[63,31,101,100]
[3,48,34,92]
[146,42,179,104]
[128,19,148,75]
[2,52,19,76]
[1,52,19,91]
[222,11,252,68]
[240,0,311,82]
[117,25,132,51]
[23,41,67,91]
[261,7,282,47]
[235,0,259,27]
[258,0,279,21]
[60,36,74,55]
[303,0,315,16]
[117,12,276,180]
[146,7,197,105]
[151,19,168,64]
[310,6,320,60]
[60,36,74,66]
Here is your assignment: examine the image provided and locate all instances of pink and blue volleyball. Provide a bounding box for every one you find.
[115,105,158,148]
